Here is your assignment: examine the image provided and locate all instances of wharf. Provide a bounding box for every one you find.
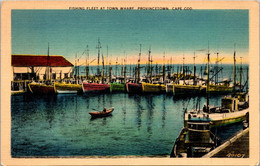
[203,128,249,158]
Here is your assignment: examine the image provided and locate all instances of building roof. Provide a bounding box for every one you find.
[12,54,73,67]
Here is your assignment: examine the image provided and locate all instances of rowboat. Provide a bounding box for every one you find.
[89,107,114,118]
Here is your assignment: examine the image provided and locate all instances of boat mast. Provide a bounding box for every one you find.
[115,57,118,78]
[106,45,109,78]
[137,44,141,83]
[150,54,153,81]
[102,53,105,84]
[96,38,102,76]
[109,59,112,83]
[206,45,210,110]
[215,52,219,85]
[163,53,165,82]
[75,53,78,84]
[239,57,243,91]
[147,47,151,82]
[86,45,89,80]
[233,44,236,92]
[193,52,197,85]
[46,42,51,82]
[182,54,185,85]
[123,52,127,83]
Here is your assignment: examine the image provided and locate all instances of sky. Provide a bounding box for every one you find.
[11,10,249,65]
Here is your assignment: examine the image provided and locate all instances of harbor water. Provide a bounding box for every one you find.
[11,94,243,157]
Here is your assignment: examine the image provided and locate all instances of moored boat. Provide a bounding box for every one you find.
[142,82,166,94]
[54,82,82,94]
[126,82,142,94]
[207,83,233,94]
[110,82,126,93]
[173,84,206,95]
[166,83,173,94]
[89,107,114,118]
[171,117,220,157]
[184,93,249,127]
[28,82,55,95]
[82,82,110,93]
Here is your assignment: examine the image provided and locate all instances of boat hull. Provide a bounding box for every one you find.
[110,83,126,93]
[171,127,216,157]
[54,82,82,94]
[207,84,233,94]
[184,108,249,127]
[126,83,142,94]
[166,84,173,93]
[82,82,110,93]
[142,82,166,94]
[89,108,114,118]
[173,84,206,95]
[28,83,55,95]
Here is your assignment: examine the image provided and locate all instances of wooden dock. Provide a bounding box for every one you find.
[202,128,249,158]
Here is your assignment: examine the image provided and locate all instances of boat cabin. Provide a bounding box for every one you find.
[185,118,217,157]
[221,97,239,112]
[186,118,212,144]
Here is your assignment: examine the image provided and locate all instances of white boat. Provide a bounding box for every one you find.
[184,93,249,127]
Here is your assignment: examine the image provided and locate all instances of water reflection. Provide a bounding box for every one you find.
[161,95,166,128]
[145,95,154,137]
[133,95,143,130]
[11,93,242,157]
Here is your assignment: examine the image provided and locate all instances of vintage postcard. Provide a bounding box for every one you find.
[1,1,259,165]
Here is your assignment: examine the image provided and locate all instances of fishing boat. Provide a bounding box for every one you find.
[171,117,220,157]
[184,93,249,127]
[207,82,233,94]
[142,82,166,94]
[173,84,206,95]
[28,82,55,95]
[54,82,82,94]
[126,82,142,94]
[28,43,55,95]
[89,107,114,118]
[110,82,126,93]
[82,82,110,93]
[166,83,173,94]
[184,49,249,127]
[126,45,143,94]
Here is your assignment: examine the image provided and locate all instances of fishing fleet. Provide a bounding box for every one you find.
[12,40,249,157]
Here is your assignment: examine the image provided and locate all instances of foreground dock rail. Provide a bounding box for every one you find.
[202,127,249,158]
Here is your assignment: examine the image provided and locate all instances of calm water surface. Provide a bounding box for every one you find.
[11,94,243,157]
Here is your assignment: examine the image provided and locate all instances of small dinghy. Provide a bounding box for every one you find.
[89,107,114,118]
